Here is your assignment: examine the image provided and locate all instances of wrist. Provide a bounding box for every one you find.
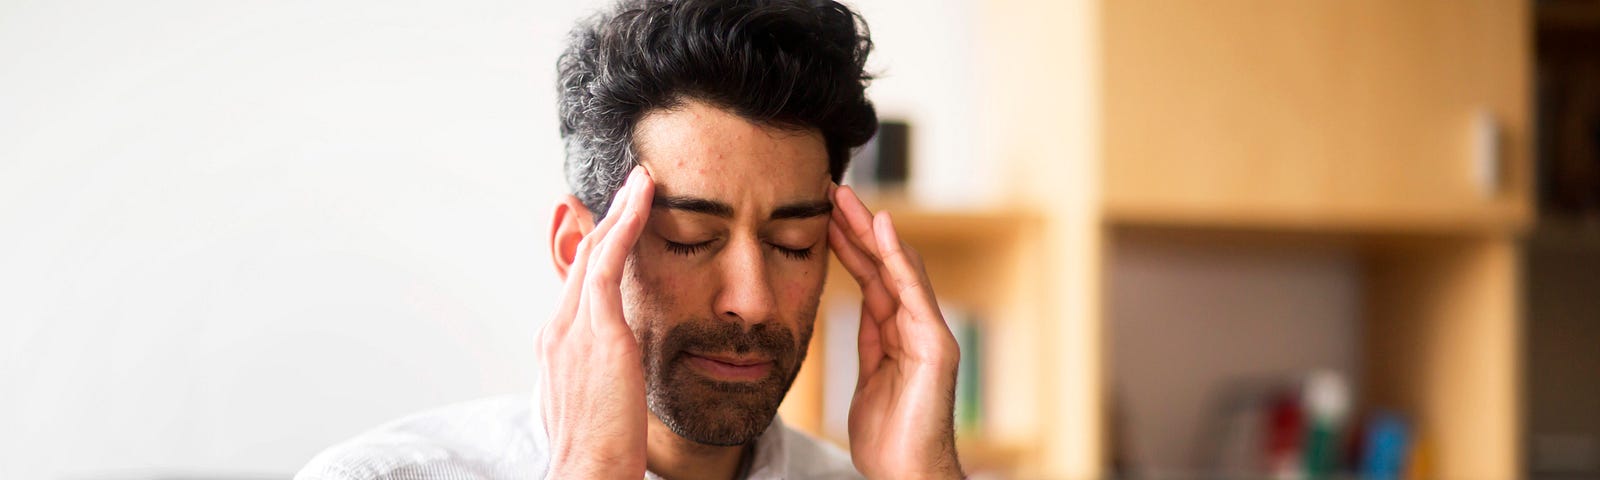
[926,451,966,480]
[869,470,962,480]
[548,448,645,479]
[865,456,963,480]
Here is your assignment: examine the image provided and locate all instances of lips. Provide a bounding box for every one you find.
[684,352,774,382]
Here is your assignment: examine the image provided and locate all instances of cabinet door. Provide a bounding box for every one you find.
[1102,0,1529,227]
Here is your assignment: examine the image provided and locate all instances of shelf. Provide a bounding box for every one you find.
[1105,225,1520,478]
[1104,198,1531,237]
[848,193,1039,247]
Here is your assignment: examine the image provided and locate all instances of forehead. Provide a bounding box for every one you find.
[632,100,830,206]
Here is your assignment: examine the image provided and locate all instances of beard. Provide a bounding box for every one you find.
[635,317,814,446]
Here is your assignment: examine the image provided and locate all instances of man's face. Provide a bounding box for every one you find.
[620,99,832,446]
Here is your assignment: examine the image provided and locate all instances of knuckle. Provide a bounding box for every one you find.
[595,324,636,349]
[898,276,925,292]
[538,325,562,354]
[940,341,962,369]
[616,209,640,229]
[575,236,596,256]
[597,319,630,341]
[585,268,616,291]
[882,243,906,261]
[593,335,626,358]
[904,245,923,263]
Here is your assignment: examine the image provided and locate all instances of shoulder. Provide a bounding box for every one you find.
[295,394,546,480]
[777,424,863,480]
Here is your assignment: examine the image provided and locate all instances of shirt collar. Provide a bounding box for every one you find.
[742,415,790,479]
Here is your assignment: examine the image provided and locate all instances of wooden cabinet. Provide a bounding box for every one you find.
[1102,0,1532,232]
[1093,2,1528,478]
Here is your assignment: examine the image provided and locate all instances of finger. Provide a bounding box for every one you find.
[546,216,605,340]
[830,206,873,261]
[832,189,906,302]
[828,220,895,322]
[833,186,883,259]
[563,168,636,340]
[873,211,943,322]
[835,207,908,307]
[584,168,640,262]
[573,170,637,335]
[588,166,650,273]
[855,296,884,387]
[567,167,640,337]
[586,167,654,335]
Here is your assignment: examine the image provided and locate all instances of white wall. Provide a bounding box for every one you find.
[0,1,607,477]
[850,0,991,208]
[0,1,982,478]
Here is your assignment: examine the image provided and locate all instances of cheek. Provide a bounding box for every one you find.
[621,249,704,325]
[776,263,824,302]
[777,261,825,356]
[773,258,827,323]
[620,252,670,332]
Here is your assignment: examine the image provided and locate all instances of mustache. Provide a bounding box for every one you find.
[661,320,796,360]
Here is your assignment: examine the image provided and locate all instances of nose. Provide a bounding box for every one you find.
[712,237,777,327]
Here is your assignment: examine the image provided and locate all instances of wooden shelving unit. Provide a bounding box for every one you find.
[1094,1,1528,474]
[782,1,1530,478]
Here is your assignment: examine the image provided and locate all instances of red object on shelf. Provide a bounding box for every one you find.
[1264,390,1305,476]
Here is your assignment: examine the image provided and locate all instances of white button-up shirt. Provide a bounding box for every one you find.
[296,394,862,479]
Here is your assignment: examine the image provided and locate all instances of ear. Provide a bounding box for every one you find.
[549,194,597,281]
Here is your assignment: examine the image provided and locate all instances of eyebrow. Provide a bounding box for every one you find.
[770,200,833,220]
[652,194,832,221]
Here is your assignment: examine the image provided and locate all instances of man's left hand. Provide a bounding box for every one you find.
[829,185,963,480]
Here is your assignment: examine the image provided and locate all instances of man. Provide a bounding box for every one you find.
[298,0,962,478]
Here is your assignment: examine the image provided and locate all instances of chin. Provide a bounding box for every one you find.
[647,360,799,446]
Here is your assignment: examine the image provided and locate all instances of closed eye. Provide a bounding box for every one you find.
[664,240,713,256]
[665,239,813,260]
[770,243,814,260]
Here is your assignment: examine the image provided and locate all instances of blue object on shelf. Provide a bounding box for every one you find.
[1359,411,1410,480]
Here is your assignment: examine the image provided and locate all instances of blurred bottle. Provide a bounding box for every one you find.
[1265,390,1304,479]
[1359,412,1410,480]
[1301,371,1349,479]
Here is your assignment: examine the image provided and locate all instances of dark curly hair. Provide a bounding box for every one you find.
[557,0,878,215]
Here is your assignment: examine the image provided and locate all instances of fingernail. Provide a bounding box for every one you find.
[632,167,651,191]
[875,212,896,248]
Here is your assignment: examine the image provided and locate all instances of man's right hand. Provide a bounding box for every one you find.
[535,166,654,478]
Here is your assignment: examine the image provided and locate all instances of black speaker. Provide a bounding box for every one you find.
[848,120,910,188]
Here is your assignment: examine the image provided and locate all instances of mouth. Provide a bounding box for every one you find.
[683,351,774,382]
